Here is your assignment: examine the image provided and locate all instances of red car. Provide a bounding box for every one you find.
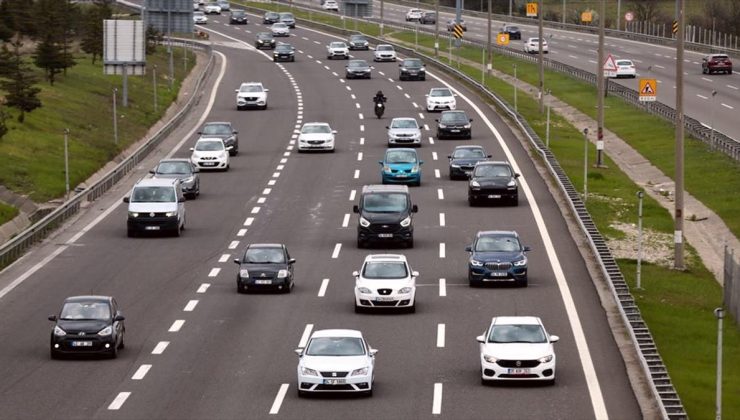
[702,54,733,75]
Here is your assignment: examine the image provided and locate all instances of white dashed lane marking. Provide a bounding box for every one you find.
[132,364,152,380]
[318,278,330,297]
[228,241,239,249]
[108,392,131,410]
[432,383,443,414]
[269,384,289,415]
[342,214,350,227]
[439,243,446,258]
[439,278,447,297]
[357,152,363,161]
[219,254,230,263]
[299,324,314,348]
[435,169,440,178]
[439,213,445,226]
[168,320,185,332]
[437,324,446,348]
[437,189,444,200]
[237,229,247,237]
[152,341,169,354]
[208,268,220,277]
[244,217,254,226]
[354,169,360,179]
[183,300,198,312]
[196,283,210,293]
[332,243,342,259]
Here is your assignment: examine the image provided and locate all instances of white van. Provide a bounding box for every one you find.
[123,178,186,237]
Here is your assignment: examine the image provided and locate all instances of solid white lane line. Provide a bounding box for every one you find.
[219,254,230,263]
[208,268,220,277]
[349,189,356,201]
[244,217,254,226]
[432,383,442,414]
[435,169,440,178]
[269,384,289,415]
[108,392,131,410]
[132,364,152,380]
[237,229,247,237]
[228,241,239,249]
[342,214,350,228]
[168,320,185,332]
[439,278,447,297]
[439,243,446,258]
[299,324,314,348]
[357,152,363,161]
[196,283,210,294]
[183,300,198,312]
[354,169,360,179]
[722,103,734,109]
[437,189,444,200]
[437,324,445,348]
[332,243,342,259]
[432,152,438,160]
[251,207,261,214]
[152,341,169,354]
[318,279,330,297]
[439,213,445,227]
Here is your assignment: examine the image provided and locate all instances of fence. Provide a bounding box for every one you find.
[725,247,740,328]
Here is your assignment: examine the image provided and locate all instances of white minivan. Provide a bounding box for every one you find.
[123,178,186,237]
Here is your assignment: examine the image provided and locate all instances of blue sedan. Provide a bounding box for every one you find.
[380,148,423,186]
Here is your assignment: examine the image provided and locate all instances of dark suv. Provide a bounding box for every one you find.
[466,230,530,287]
[468,161,519,206]
[436,110,472,139]
[229,9,248,24]
[353,185,418,248]
[234,244,295,293]
[702,54,732,74]
[398,58,426,81]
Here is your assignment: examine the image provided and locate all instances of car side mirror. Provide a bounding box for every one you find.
[369,348,378,356]
[332,130,337,134]
[48,315,57,321]
[550,335,560,343]
[353,205,360,213]
[149,169,155,174]
[114,314,126,322]
[419,161,424,165]
[447,155,452,159]
[378,161,384,165]
[398,63,402,66]
[425,94,429,97]
[289,258,296,264]
[189,147,194,151]
[264,88,270,92]
[234,89,239,92]
[234,258,241,264]
[385,126,389,129]
[411,204,418,213]
[476,335,485,343]
[193,167,200,173]
[514,173,520,178]
[435,119,439,122]
[294,348,303,356]
[226,145,234,151]
[123,197,130,203]
[469,119,473,122]
[233,130,238,134]
[178,195,186,202]
[487,154,492,158]
[465,246,472,252]
[523,246,531,252]
[197,131,203,134]
[352,271,359,277]
[412,271,419,277]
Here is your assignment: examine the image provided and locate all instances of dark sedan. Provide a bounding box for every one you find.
[502,25,521,40]
[466,230,530,287]
[419,11,436,24]
[398,58,425,81]
[448,145,490,180]
[229,9,248,24]
[468,161,519,206]
[348,34,370,50]
[149,158,200,199]
[273,43,295,62]
[198,121,239,155]
[234,244,296,293]
[263,11,280,24]
[255,32,276,49]
[346,59,373,79]
[49,296,125,359]
[436,110,472,139]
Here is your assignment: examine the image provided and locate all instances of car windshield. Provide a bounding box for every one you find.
[243,247,285,264]
[276,45,292,51]
[306,337,365,356]
[258,33,272,39]
[475,235,520,252]
[232,10,245,16]
[454,148,486,158]
[403,59,422,68]
[60,301,111,320]
[377,45,393,51]
[391,119,418,129]
[240,85,263,92]
[195,140,224,151]
[302,124,331,134]
[348,60,368,68]
[280,13,293,18]
[713,55,729,60]
[386,150,417,164]
[156,161,191,175]
[441,112,468,123]
[488,324,547,344]
[430,88,452,97]
[508,26,519,31]
[616,60,632,66]
[194,12,204,16]
[474,164,511,178]
[202,123,231,135]
[266,12,278,18]
[273,23,287,28]
[350,35,365,41]
[362,193,407,212]
[132,186,176,202]
[330,42,346,48]
[362,261,408,279]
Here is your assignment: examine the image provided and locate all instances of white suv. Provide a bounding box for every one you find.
[354,254,417,313]
[327,41,350,59]
[235,82,269,110]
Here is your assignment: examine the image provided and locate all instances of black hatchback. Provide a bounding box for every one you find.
[263,11,280,24]
[399,58,426,81]
[502,25,521,40]
[436,110,472,139]
[49,296,125,359]
[229,9,248,24]
[234,244,296,293]
[468,161,520,206]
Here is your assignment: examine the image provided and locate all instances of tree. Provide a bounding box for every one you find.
[631,0,662,22]
[0,105,9,140]
[31,0,76,80]
[0,36,42,123]
[81,1,113,64]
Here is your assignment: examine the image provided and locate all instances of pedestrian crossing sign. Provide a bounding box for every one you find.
[639,78,657,101]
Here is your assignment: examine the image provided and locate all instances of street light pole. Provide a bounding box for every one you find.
[153,65,158,113]
[617,0,622,31]
[596,0,606,166]
[674,0,686,269]
[710,90,718,147]
[112,88,119,145]
[715,307,724,420]
[538,0,544,114]
[434,0,439,56]
[636,190,644,289]
[63,129,70,201]
[487,0,492,75]
[380,0,384,38]
[583,128,589,201]
[513,64,518,112]
[545,89,552,147]
[562,0,566,24]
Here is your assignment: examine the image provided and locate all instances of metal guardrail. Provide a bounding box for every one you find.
[0,41,214,270]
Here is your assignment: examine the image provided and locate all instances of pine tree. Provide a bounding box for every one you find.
[32,0,75,82]
[81,0,113,64]
[0,36,42,123]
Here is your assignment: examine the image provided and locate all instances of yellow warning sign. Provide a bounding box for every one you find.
[496,32,510,46]
[526,2,537,17]
[639,78,657,102]
[453,24,464,39]
[581,11,592,23]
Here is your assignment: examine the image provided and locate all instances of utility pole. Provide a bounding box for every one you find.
[63,129,70,200]
[112,89,119,145]
[715,307,724,420]
[674,0,686,270]
[434,0,439,56]
[583,128,589,201]
[167,1,173,91]
[153,65,158,113]
[596,0,606,166]
[455,0,462,48]
[617,0,622,31]
[538,0,544,114]
[509,0,512,17]
[562,0,566,24]
[487,0,492,75]
[636,191,644,289]
[380,0,384,38]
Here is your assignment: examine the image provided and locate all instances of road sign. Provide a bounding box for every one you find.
[603,53,618,77]
[526,2,537,17]
[672,20,678,34]
[496,32,510,46]
[639,78,657,101]
[625,11,634,22]
[581,11,592,23]
[452,24,464,39]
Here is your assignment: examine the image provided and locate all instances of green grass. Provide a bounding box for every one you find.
[0,45,196,202]
[0,201,18,225]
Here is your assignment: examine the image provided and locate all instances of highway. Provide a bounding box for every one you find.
[0,11,642,419]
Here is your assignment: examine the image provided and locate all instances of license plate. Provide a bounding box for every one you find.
[489,271,508,277]
[488,194,501,199]
[451,129,460,133]
[395,174,407,178]
[71,341,93,347]
[375,296,395,302]
[145,226,160,231]
[508,368,530,375]
[324,378,346,385]
[377,233,393,238]
[255,279,272,284]
[202,162,216,166]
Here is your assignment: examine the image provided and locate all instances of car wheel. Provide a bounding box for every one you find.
[481,377,491,386]
[354,303,363,314]
[408,304,416,314]
[109,344,118,359]
[547,377,556,386]
[127,229,136,238]
[229,150,237,156]
[118,334,125,349]
[364,388,373,397]
[297,389,307,397]
[357,238,365,248]
[413,180,421,187]
[511,195,519,206]
[50,349,60,360]
[291,57,295,62]
[519,276,528,287]
[406,237,414,248]
[262,104,267,110]
[466,132,472,140]
[327,55,332,59]
[468,196,477,207]
[420,76,426,81]
[173,223,181,237]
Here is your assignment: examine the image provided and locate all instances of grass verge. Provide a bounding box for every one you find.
[0,201,18,226]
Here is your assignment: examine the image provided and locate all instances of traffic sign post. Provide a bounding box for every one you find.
[603,53,618,78]
[526,2,537,17]
[581,11,592,23]
[639,78,657,101]
[496,32,509,46]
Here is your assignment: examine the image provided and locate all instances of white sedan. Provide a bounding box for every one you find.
[271,22,290,37]
[190,138,230,171]
[354,254,417,312]
[373,44,397,62]
[193,11,208,24]
[426,87,457,112]
[326,41,350,59]
[298,122,336,152]
[476,316,559,384]
[405,8,423,21]
[524,37,548,54]
[295,329,377,396]
[322,0,339,11]
[204,2,221,14]
[235,82,269,110]
[612,59,637,78]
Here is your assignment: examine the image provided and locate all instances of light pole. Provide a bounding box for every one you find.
[636,190,644,289]
[487,0,492,75]
[153,65,158,113]
[112,88,119,145]
[513,64,518,112]
[675,0,686,269]
[538,0,544,114]
[583,128,589,202]
[380,0,384,38]
[710,90,718,147]
[509,0,512,17]
[714,307,724,420]
[617,0,622,31]
[545,89,552,147]
[63,129,70,201]
[596,0,606,166]
[434,0,439,56]
[562,0,566,24]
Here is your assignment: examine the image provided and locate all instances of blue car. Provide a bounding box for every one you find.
[465,230,530,287]
[380,148,423,186]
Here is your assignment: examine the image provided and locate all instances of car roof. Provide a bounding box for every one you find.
[364,254,407,262]
[430,87,451,92]
[386,148,417,154]
[303,122,330,126]
[391,117,417,121]
[454,145,484,150]
[362,184,409,194]
[240,82,264,86]
[157,158,191,164]
[311,329,363,338]
[476,230,519,238]
[476,160,509,166]
[196,137,225,143]
[134,177,179,187]
[247,243,284,249]
[491,316,541,326]
[708,54,729,58]
[203,121,232,126]
[64,295,112,303]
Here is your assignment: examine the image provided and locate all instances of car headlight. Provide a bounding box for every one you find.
[400,67,407,71]
[192,153,201,159]
[258,40,264,43]
[163,212,175,217]
[513,258,527,267]
[277,269,289,278]
[464,123,471,129]
[507,179,517,187]
[98,325,113,336]
[351,367,368,376]
[383,165,391,172]
[469,258,483,267]
[183,176,195,184]
[538,354,554,363]
[483,354,497,363]
[128,212,139,218]
[359,217,370,227]
[400,216,411,227]
[450,164,461,168]
[438,123,447,128]
[239,269,249,277]
[410,165,419,174]
[357,287,372,294]
[470,180,481,187]
[398,287,413,294]
[53,326,66,336]
[301,367,319,376]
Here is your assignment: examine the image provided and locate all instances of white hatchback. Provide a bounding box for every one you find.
[612,59,637,78]
[405,8,423,21]
[426,87,457,112]
[476,316,558,384]
[354,254,417,312]
[298,122,336,152]
[524,37,548,54]
[190,138,230,171]
[322,0,339,11]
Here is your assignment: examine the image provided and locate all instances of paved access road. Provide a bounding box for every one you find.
[0,13,641,419]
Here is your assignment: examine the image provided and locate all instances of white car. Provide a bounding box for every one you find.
[524,37,548,54]
[193,2,200,11]
[193,11,208,24]
[295,329,376,396]
[612,59,637,78]
[373,44,396,62]
[426,87,457,112]
[354,254,417,313]
[405,8,423,21]
[298,122,336,152]
[387,117,422,147]
[476,316,559,385]
[271,22,290,37]
[326,41,349,60]
[235,82,269,110]
[322,0,339,11]
[190,138,230,171]
[204,2,221,14]
[217,0,230,11]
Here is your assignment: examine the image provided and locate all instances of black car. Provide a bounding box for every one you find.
[348,34,369,50]
[229,9,248,24]
[398,58,425,81]
[198,121,239,155]
[502,25,521,40]
[149,158,201,199]
[446,19,467,31]
[255,32,276,49]
[353,184,418,248]
[234,244,295,293]
[448,145,490,180]
[465,230,530,287]
[468,161,520,206]
[436,110,472,139]
[273,43,295,62]
[263,11,280,24]
[346,59,373,79]
[419,11,436,24]
[49,296,125,359]
[278,12,296,28]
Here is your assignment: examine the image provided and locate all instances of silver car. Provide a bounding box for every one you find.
[387,117,422,147]
[374,44,396,62]
[271,22,290,37]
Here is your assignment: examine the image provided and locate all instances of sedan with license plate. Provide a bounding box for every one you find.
[297,122,336,152]
[448,145,490,180]
[279,12,296,28]
[477,316,558,384]
[273,43,295,62]
[271,22,290,37]
[405,8,423,21]
[295,329,376,396]
[263,11,280,24]
[150,158,200,199]
[193,11,208,24]
[612,59,636,78]
[373,44,396,62]
[380,148,422,186]
[327,41,350,59]
[426,87,457,112]
[354,254,417,312]
[468,161,519,206]
[437,110,472,139]
[189,138,230,171]
[466,230,530,287]
[49,296,125,359]
[229,9,248,24]
[348,34,369,50]
[345,59,373,79]
[322,0,339,11]
[204,1,221,14]
[502,25,521,40]
[234,243,295,293]
[524,37,548,54]
[198,121,239,155]
[387,117,421,147]
[255,32,276,49]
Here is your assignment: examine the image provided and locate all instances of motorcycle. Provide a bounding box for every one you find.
[374,101,385,119]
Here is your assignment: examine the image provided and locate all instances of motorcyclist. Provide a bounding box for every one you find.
[373,90,387,105]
